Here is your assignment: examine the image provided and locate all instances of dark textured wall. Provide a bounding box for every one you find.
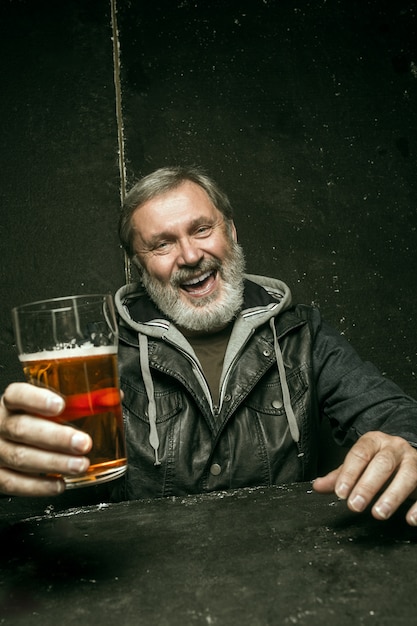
[1,0,416,399]
[0,1,125,386]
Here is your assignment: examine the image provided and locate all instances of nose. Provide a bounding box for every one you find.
[177,237,204,267]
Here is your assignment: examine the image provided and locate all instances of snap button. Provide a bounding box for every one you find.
[224,393,232,402]
[210,463,222,476]
[263,349,271,357]
[272,399,283,409]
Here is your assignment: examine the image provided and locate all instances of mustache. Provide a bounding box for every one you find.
[170,259,222,288]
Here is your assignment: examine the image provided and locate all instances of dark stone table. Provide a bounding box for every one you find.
[1,483,416,625]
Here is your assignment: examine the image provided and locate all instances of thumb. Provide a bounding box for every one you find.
[312,465,343,494]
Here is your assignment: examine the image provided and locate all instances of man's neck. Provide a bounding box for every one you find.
[177,320,234,339]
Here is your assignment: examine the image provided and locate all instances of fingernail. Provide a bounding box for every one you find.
[336,482,349,499]
[67,457,89,474]
[45,394,65,414]
[350,494,366,512]
[71,432,90,453]
[374,501,392,520]
[54,479,66,494]
[409,513,417,527]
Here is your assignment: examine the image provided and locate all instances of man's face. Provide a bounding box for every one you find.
[131,181,245,331]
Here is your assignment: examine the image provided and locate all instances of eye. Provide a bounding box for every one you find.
[195,224,213,237]
[153,241,172,254]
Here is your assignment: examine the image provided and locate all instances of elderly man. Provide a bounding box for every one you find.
[2,166,417,524]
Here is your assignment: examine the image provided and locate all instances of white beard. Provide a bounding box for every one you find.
[138,241,245,332]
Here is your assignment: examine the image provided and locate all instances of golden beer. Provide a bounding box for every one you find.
[20,346,127,487]
[13,294,127,488]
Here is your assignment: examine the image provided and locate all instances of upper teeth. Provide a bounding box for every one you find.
[183,271,212,286]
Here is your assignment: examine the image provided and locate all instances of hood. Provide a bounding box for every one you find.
[114,274,300,465]
[115,272,292,340]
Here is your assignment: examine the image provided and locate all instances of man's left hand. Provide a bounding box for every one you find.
[313,431,417,526]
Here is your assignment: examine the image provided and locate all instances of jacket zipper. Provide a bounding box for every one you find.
[163,337,215,414]
[217,328,255,411]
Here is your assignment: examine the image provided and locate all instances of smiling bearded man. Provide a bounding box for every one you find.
[134,235,245,332]
[3,165,417,528]
[125,169,247,333]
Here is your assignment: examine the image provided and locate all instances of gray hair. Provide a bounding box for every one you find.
[118,166,234,258]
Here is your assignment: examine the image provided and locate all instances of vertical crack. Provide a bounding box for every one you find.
[110,0,131,283]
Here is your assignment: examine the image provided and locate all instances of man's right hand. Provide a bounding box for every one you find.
[0,383,92,497]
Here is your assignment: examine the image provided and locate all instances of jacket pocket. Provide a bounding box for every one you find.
[121,377,183,424]
[120,377,184,498]
[244,365,308,416]
[238,365,309,483]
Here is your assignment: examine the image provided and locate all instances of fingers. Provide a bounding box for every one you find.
[0,383,92,497]
[0,468,66,497]
[405,497,417,526]
[312,467,342,494]
[336,433,416,518]
[0,418,91,471]
[333,433,394,506]
[0,411,91,454]
[2,382,65,417]
[370,460,417,522]
[314,432,417,525]
[0,445,90,496]
[0,417,92,496]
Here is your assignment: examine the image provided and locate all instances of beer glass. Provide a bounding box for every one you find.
[12,294,127,488]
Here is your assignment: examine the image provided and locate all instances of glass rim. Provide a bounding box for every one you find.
[12,293,114,313]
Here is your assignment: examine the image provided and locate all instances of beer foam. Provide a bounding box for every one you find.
[19,344,117,362]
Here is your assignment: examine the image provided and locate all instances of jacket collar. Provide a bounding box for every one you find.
[116,274,306,350]
[116,274,294,332]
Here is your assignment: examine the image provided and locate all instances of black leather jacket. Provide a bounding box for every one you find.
[112,275,417,501]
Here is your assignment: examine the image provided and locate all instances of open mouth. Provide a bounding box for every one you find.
[180,270,217,296]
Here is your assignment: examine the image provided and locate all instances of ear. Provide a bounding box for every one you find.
[132,255,144,276]
[230,220,238,242]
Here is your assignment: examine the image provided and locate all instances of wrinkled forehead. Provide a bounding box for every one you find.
[131,181,223,228]
[137,180,214,209]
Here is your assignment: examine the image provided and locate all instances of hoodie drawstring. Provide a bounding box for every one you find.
[139,333,161,465]
[269,318,300,443]
[137,321,299,464]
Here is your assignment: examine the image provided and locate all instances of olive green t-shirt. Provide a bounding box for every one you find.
[185,323,233,405]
